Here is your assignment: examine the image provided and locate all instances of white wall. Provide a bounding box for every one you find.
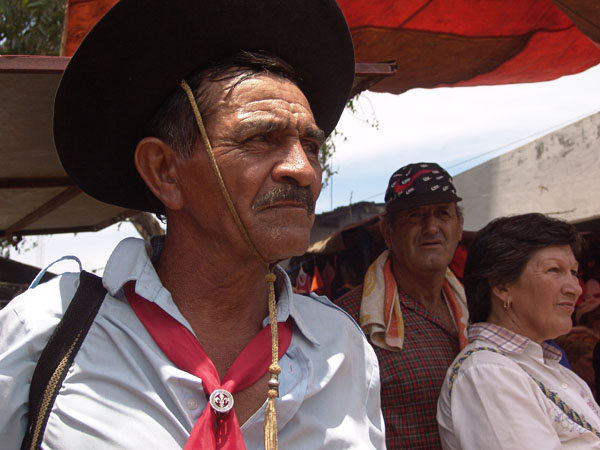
[454,112,600,231]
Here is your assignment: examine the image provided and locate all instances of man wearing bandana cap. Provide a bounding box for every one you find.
[336,162,468,449]
[0,0,385,449]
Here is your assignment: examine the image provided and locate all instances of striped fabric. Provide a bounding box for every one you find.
[467,322,562,360]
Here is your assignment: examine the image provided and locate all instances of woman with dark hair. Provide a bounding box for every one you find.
[437,213,600,449]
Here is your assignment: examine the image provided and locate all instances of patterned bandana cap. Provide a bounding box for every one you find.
[384,162,462,212]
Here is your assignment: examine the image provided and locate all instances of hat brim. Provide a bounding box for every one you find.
[54,0,354,213]
[386,193,463,213]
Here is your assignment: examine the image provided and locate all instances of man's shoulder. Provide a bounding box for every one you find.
[331,284,363,323]
[291,291,368,345]
[0,272,94,348]
[290,291,379,382]
[4,272,80,319]
[293,291,359,324]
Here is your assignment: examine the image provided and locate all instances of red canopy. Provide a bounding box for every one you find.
[64,0,600,95]
[2,0,598,238]
[338,0,600,94]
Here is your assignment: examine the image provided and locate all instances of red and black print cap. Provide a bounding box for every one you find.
[384,162,462,213]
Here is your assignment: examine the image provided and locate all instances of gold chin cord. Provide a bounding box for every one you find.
[180,80,281,450]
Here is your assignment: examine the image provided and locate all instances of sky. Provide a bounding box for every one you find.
[8,64,600,275]
[316,64,600,213]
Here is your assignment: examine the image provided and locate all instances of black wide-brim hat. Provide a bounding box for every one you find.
[54,0,355,213]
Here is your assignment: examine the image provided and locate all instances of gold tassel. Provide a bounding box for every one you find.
[264,271,280,450]
[264,391,278,449]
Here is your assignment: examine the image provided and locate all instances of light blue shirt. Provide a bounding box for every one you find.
[0,237,385,449]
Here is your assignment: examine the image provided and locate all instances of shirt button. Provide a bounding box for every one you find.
[187,399,198,410]
[561,383,568,389]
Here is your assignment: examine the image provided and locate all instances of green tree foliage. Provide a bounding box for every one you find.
[0,0,65,55]
[320,93,379,187]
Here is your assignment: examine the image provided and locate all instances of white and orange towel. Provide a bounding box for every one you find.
[359,250,469,351]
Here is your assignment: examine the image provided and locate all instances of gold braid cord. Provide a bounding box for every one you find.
[180,80,282,450]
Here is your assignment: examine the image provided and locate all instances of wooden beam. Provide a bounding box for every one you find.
[0,55,69,74]
[0,178,74,189]
[129,212,165,240]
[3,186,82,237]
[352,62,398,96]
[0,209,139,238]
[91,209,139,232]
[355,61,398,77]
[0,56,398,78]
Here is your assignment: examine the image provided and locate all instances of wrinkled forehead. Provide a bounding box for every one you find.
[526,244,579,267]
[205,69,314,116]
[219,73,311,109]
[392,202,459,218]
[206,74,322,135]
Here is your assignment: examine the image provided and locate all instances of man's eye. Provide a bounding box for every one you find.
[250,134,268,142]
[431,210,451,221]
[302,140,320,156]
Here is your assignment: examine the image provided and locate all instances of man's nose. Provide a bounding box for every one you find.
[421,212,440,233]
[272,140,321,187]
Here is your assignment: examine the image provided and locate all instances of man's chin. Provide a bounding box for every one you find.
[256,206,315,226]
[258,229,312,263]
[414,255,454,273]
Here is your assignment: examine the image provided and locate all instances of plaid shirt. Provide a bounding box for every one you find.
[335,285,461,450]
[467,322,563,360]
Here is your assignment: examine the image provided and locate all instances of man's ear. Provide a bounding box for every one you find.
[134,137,183,210]
[379,215,392,247]
[455,204,464,241]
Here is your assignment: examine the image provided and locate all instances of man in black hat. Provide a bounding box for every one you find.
[336,162,468,449]
[0,1,385,449]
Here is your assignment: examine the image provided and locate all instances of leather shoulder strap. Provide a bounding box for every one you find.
[21,270,106,450]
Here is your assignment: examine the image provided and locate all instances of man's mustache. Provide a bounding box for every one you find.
[418,233,445,245]
[252,185,315,215]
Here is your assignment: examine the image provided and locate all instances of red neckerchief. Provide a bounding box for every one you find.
[124,281,293,449]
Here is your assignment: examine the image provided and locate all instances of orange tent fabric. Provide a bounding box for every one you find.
[310,263,325,296]
[338,0,600,94]
[63,0,117,56]
[64,0,600,94]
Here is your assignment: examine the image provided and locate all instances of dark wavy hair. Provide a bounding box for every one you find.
[146,50,298,159]
[464,213,582,323]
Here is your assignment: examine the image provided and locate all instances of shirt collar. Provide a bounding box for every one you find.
[103,237,317,344]
[468,322,562,361]
[103,237,158,297]
[103,237,190,327]
[272,265,320,346]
